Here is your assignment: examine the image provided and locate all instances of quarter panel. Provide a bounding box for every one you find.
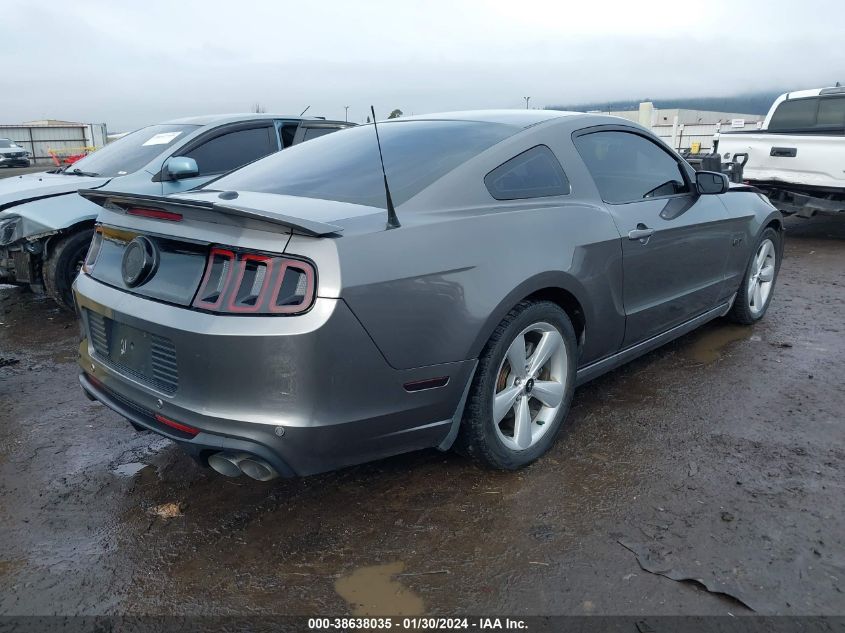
[337,202,624,369]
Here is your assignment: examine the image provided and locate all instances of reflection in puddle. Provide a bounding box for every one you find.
[684,324,752,363]
[335,562,424,616]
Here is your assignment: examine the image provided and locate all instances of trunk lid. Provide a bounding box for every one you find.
[82,189,382,237]
[79,189,375,308]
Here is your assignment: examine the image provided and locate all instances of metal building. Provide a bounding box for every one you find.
[597,102,764,152]
[0,120,108,165]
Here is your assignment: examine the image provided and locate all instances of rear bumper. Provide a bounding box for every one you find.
[74,273,475,476]
[751,181,845,217]
[79,371,298,477]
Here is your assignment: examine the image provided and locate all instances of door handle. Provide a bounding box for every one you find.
[770,146,797,158]
[628,225,655,241]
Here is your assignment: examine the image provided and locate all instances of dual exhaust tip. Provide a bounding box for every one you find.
[207,452,279,481]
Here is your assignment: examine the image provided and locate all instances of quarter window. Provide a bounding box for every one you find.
[185,126,277,176]
[279,123,299,148]
[574,131,689,204]
[484,145,570,200]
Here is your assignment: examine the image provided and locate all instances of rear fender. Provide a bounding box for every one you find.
[467,271,616,368]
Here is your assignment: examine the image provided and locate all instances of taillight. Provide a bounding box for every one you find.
[82,228,103,274]
[193,247,315,315]
[127,207,183,222]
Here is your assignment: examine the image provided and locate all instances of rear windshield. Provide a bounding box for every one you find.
[209,120,516,208]
[67,124,199,177]
[768,96,845,134]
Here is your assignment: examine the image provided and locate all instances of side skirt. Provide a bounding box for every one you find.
[574,297,734,387]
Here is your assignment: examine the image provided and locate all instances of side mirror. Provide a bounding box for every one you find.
[696,171,729,195]
[162,156,199,181]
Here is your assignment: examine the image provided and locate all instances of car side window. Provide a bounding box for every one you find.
[574,130,690,204]
[184,126,276,176]
[302,127,337,142]
[817,97,845,127]
[484,145,570,200]
[769,98,819,131]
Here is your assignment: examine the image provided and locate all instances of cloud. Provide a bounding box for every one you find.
[2,0,842,130]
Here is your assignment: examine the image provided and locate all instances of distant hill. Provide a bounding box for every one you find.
[547,91,785,115]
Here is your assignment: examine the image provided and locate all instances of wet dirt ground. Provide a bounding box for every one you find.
[0,216,843,617]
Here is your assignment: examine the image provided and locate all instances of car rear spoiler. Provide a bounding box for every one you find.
[78,189,344,237]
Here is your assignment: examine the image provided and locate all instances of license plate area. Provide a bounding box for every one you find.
[86,310,179,394]
[108,321,154,377]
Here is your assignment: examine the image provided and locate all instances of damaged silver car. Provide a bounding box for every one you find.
[0,114,350,308]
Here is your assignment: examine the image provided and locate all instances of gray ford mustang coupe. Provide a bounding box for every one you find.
[74,110,783,481]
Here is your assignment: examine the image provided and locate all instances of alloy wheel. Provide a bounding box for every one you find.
[492,322,568,451]
[747,238,776,316]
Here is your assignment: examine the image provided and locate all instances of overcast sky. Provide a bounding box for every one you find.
[3,0,843,131]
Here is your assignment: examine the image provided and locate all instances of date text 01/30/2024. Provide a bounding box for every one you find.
[307,617,528,630]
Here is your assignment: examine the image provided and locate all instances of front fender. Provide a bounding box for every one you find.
[0,193,101,241]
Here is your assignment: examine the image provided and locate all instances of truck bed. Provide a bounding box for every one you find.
[716,131,845,190]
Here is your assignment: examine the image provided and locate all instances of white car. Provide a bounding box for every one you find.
[715,86,845,216]
[0,138,30,168]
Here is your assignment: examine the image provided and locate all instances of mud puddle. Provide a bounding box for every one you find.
[682,323,752,363]
[335,562,425,616]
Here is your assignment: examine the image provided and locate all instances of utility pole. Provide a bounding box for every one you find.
[344,106,349,122]
[524,96,531,109]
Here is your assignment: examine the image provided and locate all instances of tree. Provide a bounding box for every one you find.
[387,109,403,119]
[251,102,266,113]
[366,116,371,123]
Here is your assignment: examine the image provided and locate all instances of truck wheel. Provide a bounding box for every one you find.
[456,301,577,470]
[44,228,94,311]
[727,227,781,325]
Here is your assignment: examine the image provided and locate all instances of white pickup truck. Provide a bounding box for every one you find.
[715,86,845,217]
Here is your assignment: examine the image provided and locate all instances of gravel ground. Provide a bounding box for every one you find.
[0,215,843,617]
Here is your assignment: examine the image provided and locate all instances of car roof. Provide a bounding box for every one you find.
[160,113,347,126]
[394,109,583,128]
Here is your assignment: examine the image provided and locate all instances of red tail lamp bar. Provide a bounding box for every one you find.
[155,414,199,437]
[225,253,275,313]
[126,207,183,222]
[193,248,237,311]
[193,247,316,315]
[268,259,315,314]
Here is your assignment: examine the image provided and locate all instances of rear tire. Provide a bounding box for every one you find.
[456,300,577,470]
[44,228,93,311]
[727,227,781,325]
